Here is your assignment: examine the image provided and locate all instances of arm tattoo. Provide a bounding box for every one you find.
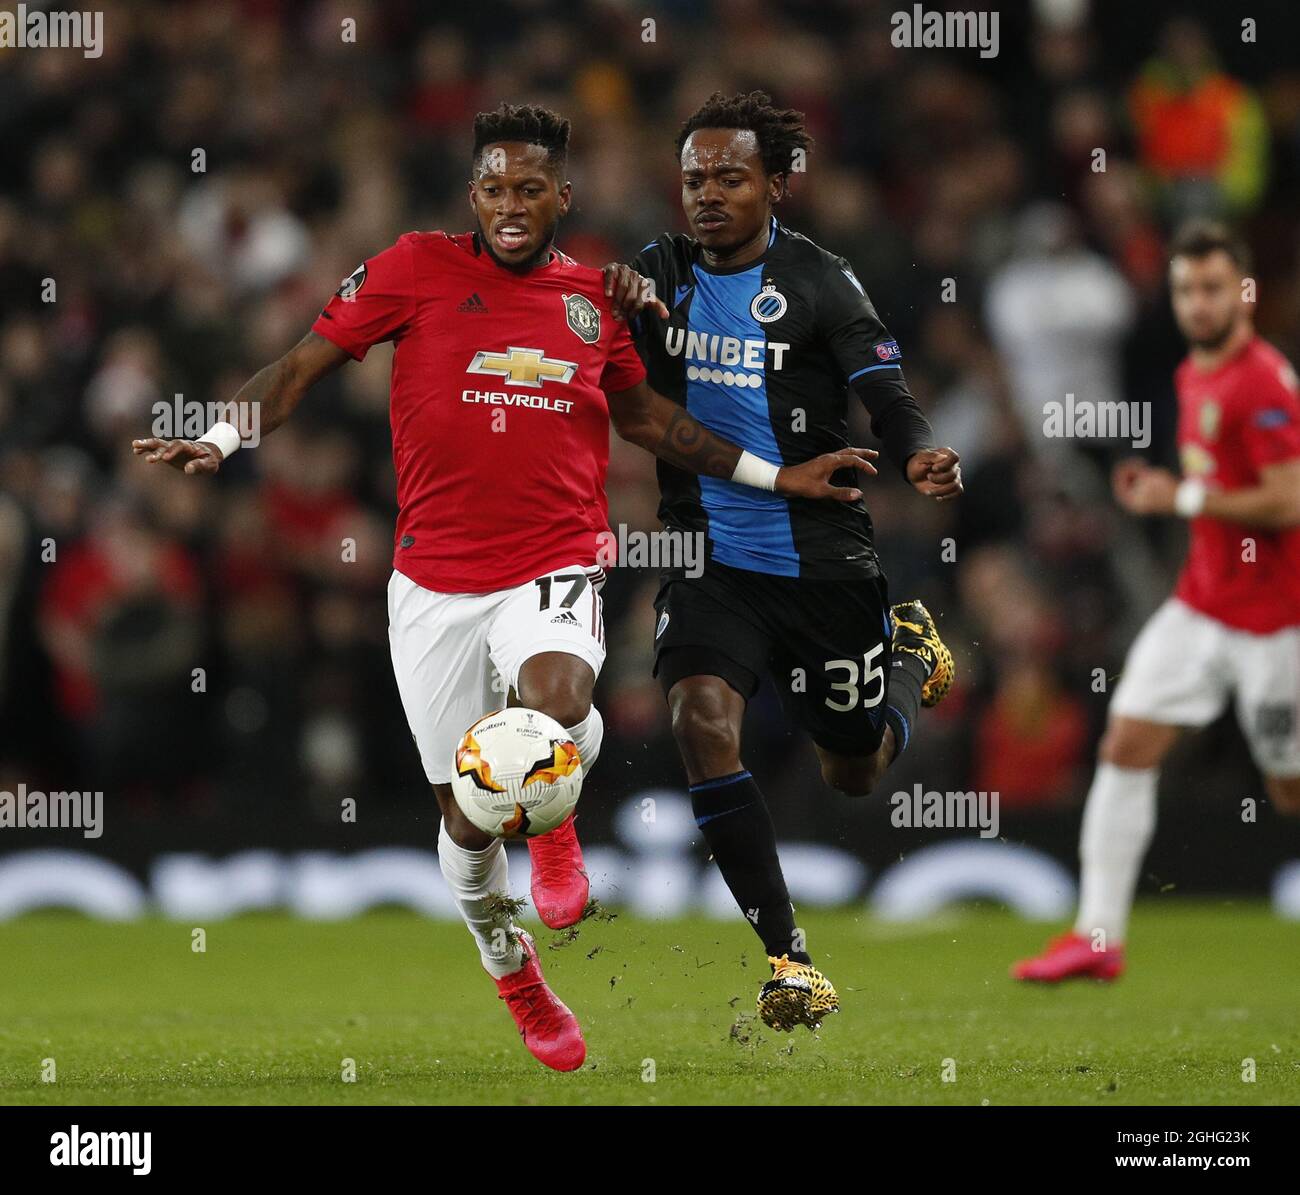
[655,406,739,478]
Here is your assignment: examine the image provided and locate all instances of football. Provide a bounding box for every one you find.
[450,707,583,838]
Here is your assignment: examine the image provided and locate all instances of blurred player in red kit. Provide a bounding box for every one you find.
[132,104,874,1068]
[1015,221,1300,982]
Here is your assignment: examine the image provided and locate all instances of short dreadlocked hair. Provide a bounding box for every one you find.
[676,90,813,181]
[472,103,571,176]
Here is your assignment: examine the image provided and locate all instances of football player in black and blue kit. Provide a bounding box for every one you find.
[608,92,963,1033]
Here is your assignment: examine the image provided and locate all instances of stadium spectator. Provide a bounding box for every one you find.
[0,2,1295,874]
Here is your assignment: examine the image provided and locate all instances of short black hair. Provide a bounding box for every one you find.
[472,103,570,176]
[1169,219,1252,273]
[676,90,813,181]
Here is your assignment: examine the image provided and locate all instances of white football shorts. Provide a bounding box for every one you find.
[1111,598,1300,776]
[388,563,606,784]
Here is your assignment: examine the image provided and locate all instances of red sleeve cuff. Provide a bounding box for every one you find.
[603,361,647,393]
[311,315,367,361]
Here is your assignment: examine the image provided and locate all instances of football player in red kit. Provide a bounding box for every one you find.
[132,104,875,1070]
[1014,221,1300,983]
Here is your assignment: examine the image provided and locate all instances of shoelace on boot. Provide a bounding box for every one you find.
[500,978,568,1037]
[530,822,581,889]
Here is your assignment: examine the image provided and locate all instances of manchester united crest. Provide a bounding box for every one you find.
[1180,442,1216,477]
[563,293,601,345]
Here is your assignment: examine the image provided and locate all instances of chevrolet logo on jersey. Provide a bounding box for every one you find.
[466,347,577,388]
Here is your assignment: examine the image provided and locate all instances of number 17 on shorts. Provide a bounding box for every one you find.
[387,563,607,786]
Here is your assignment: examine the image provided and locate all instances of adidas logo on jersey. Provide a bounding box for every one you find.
[457,293,489,313]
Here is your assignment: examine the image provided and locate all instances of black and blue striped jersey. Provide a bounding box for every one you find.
[631,217,931,580]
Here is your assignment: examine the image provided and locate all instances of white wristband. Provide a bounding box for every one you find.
[199,421,242,460]
[731,449,780,492]
[1174,479,1207,518]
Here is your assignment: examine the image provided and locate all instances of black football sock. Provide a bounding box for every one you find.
[884,652,929,762]
[690,771,811,965]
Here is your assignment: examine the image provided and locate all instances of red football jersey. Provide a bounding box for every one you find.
[1173,335,1300,632]
[312,232,646,593]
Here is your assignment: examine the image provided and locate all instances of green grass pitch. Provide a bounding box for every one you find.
[1,903,1297,1105]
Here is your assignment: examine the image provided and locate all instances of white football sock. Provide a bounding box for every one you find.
[1074,761,1158,946]
[437,820,524,978]
[567,706,604,775]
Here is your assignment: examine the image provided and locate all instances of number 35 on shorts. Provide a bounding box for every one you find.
[823,643,886,711]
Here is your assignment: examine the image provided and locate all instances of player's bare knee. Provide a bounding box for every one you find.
[671,700,737,756]
[1265,776,1300,817]
[823,763,874,798]
[516,653,595,729]
[518,677,591,730]
[821,753,883,798]
[534,692,591,730]
[1097,731,1139,768]
[670,695,740,769]
[439,802,494,850]
[1098,718,1172,770]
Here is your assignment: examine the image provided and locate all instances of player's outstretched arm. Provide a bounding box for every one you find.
[607,380,878,502]
[1114,456,1300,527]
[132,332,350,474]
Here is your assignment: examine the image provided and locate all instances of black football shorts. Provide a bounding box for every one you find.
[653,559,894,757]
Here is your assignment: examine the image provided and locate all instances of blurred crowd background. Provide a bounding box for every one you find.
[2,0,1298,885]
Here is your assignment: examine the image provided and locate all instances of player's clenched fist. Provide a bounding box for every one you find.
[1111,457,1178,515]
[906,446,962,500]
[131,437,225,475]
[776,447,879,503]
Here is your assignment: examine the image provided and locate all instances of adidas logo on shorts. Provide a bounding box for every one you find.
[550,611,580,625]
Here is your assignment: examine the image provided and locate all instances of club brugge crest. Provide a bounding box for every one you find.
[750,282,787,323]
[563,293,601,344]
